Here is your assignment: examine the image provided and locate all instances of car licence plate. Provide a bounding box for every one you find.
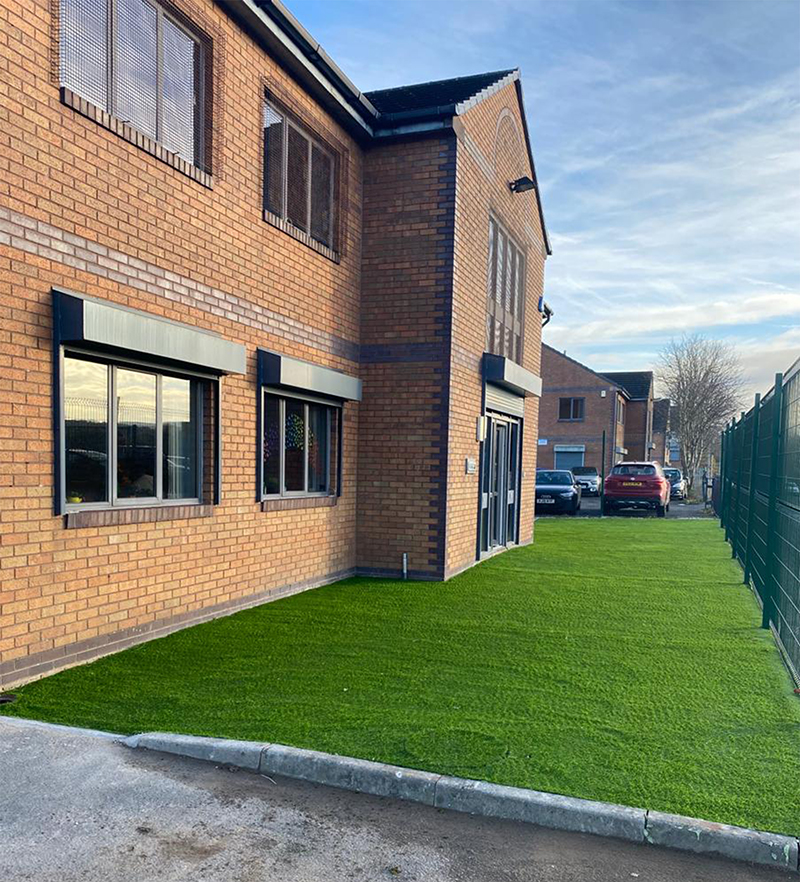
[623,481,642,486]
[538,498,555,504]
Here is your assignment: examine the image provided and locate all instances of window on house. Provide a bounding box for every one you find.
[59,0,205,167]
[558,397,584,421]
[486,218,526,363]
[262,393,340,497]
[619,400,626,424]
[264,99,336,248]
[63,354,208,507]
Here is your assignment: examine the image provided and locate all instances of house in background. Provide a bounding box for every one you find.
[601,371,655,461]
[0,0,549,687]
[652,398,671,465]
[539,345,659,474]
[538,345,629,474]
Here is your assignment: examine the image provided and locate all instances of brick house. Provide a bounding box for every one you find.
[602,371,655,461]
[539,344,657,473]
[538,344,629,474]
[652,398,671,465]
[0,0,550,686]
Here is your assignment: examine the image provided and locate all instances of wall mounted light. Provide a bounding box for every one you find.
[509,176,536,193]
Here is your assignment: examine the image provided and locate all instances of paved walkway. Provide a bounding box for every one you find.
[0,717,780,882]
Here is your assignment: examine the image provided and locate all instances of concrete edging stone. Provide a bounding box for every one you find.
[127,731,799,873]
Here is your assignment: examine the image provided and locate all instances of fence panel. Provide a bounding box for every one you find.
[718,358,800,683]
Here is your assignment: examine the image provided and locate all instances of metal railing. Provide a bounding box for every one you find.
[717,357,800,684]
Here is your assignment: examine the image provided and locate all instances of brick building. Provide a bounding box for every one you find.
[0,0,550,686]
[539,344,656,473]
[652,398,671,465]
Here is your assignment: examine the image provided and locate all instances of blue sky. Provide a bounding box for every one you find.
[287,0,800,397]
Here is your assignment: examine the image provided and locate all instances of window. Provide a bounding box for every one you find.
[264,98,336,249]
[59,0,205,167]
[558,397,585,421]
[486,218,526,363]
[618,400,626,425]
[63,354,207,507]
[262,393,340,497]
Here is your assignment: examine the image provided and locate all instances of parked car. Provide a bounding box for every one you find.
[571,466,600,496]
[663,467,687,499]
[604,461,670,517]
[535,469,582,515]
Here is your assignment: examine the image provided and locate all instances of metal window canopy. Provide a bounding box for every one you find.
[54,289,246,375]
[52,289,245,516]
[482,353,542,398]
[257,348,361,401]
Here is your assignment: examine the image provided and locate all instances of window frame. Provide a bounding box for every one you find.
[59,0,207,171]
[558,397,585,422]
[486,217,527,364]
[263,96,338,253]
[260,389,339,500]
[60,349,207,512]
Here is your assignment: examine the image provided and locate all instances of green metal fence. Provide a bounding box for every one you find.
[718,357,800,684]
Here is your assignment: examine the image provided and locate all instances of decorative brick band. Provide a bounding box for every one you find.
[261,496,337,512]
[0,207,359,363]
[0,567,356,689]
[61,88,213,189]
[64,504,215,530]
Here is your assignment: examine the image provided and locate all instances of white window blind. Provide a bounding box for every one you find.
[60,0,203,166]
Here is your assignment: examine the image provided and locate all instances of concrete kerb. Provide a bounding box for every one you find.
[127,731,799,873]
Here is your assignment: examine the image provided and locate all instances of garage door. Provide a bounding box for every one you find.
[555,450,584,471]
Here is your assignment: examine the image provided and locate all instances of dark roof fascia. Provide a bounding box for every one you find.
[514,78,551,255]
[225,0,378,141]
[542,343,629,398]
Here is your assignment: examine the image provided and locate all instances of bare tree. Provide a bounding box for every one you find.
[657,334,746,491]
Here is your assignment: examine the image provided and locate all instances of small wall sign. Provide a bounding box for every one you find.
[465,457,477,475]
[538,438,548,446]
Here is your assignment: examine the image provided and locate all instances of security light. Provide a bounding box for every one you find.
[509,176,536,193]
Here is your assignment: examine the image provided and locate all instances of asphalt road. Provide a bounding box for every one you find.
[539,497,710,519]
[0,717,782,882]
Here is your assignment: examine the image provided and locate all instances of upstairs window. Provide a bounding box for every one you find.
[559,397,585,421]
[486,218,526,363]
[59,0,206,168]
[263,99,336,250]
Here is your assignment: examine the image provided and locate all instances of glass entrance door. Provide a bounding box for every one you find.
[479,412,521,555]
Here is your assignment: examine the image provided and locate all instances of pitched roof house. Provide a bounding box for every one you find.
[0,0,549,686]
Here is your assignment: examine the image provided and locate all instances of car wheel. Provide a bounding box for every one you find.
[657,503,666,518]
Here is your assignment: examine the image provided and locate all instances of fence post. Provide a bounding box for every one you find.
[761,373,784,630]
[743,393,761,585]
[731,411,746,559]
[600,429,606,516]
[719,421,728,529]
[724,419,735,543]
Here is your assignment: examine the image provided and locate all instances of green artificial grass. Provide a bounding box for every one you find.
[4,519,800,835]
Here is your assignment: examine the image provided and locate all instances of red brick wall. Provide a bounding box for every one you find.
[539,346,619,474]
[0,0,364,686]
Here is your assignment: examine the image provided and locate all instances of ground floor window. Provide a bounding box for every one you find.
[262,392,339,498]
[63,353,207,508]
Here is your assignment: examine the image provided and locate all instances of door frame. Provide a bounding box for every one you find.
[478,408,523,559]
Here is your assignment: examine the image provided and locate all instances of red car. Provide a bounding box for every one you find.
[604,461,671,517]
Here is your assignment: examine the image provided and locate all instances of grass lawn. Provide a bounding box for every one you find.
[4,519,800,835]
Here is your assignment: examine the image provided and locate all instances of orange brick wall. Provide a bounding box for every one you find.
[445,85,547,575]
[0,0,364,686]
[358,134,456,578]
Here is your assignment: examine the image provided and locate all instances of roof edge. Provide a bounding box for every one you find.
[542,343,628,396]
